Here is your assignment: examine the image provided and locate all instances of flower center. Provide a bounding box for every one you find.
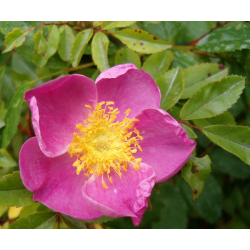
[68,101,143,189]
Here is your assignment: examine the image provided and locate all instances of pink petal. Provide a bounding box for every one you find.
[25,74,97,157]
[96,64,161,121]
[19,137,102,220]
[82,163,156,226]
[134,109,196,183]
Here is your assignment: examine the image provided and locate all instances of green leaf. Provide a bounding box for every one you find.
[2,28,30,53]
[9,211,57,229]
[114,29,171,54]
[70,29,93,67]
[209,147,250,179]
[181,124,197,139]
[33,25,60,68]
[92,31,109,72]
[61,214,86,229]
[193,111,236,128]
[180,76,245,120]
[115,47,141,68]
[0,171,35,207]
[181,63,229,99]
[0,65,6,81]
[87,216,114,224]
[0,149,17,168]
[58,25,75,62]
[203,125,250,165]
[102,21,136,30]
[196,22,250,53]
[156,67,184,110]
[19,203,41,218]
[93,21,103,27]
[1,82,29,148]
[32,29,47,54]
[142,50,174,79]
[181,155,211,201]
[171,49,200,68]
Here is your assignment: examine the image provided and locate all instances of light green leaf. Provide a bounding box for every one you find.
[70,29,93,67]
[93,21,103,27]
[181,63,228,99]
[92,31,109,72]
[1,82,29,148]
[0,171,35,207]
[58,25,75,62]
[102,21,136,30]
[181,155,211,201]
[181,124,197,139]
[32,29,47,54]
[33,25,60,68]
[114,29,171,54]
[203,125,250,165]
[19,203,40,218]
[156,67,184,110]
[196,22,250,53]
[115,47,141,68]
[9,211,57,229]
[3,28,30,53]
[0,204,7,217]
[61,214,86,229]
[180,76,245,120]
[0,149,17,168]
[193,111,236,128]
[142,50,174,79]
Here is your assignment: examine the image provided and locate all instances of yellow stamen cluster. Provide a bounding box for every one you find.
[68,101,143,189]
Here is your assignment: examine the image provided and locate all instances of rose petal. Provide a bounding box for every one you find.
[82,163,156,226]
[19,137,102,220]
[25,74,97,157]
[134,109,196,183]
[96,64,161,121]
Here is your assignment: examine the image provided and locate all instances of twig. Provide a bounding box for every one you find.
[179,121,203,131]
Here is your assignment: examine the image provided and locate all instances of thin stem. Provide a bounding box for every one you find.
[179,121,203,131]
[29,62,95,85]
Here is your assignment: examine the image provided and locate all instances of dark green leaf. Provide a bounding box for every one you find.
[58,25,75,62]
[0,171,35,207]
[102,21,136,30]
[114,29,171,54]
[3,28,31,53]
[181,63,228,99]
[196,22,250,53]
[180,76,245,120]
[70,29,93,67]
[0,149,17,168]
[9,211,57,229]
[115,47,141,68]
[203,125,250,165]
[1,82,28,148]
[171,49,200,68]
[92,31,109,72]
[181,155,211,201]
[156,67,184,110]
[142,50,174,79]
[61,214,86,229]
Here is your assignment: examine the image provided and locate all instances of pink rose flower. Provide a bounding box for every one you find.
[19,63,196,226]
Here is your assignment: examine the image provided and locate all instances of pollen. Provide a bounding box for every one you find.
[68,101,143,189]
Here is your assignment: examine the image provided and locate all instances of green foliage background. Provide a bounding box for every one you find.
[0,21,250,229]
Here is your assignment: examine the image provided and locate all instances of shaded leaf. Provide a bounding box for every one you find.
[115,47,141,68]
[1,82,29,148]
[87,216,114,224]
[181,63,228,99]
[203,125,250,165]
[92,31,109,72]
[0,149,17,168]
[181,155,211,201]
[58,25,75,62]
[102,21,136,30]
[9,211,57,229]
[156,67,184,110]
[180,76,245,120]
[0,171,35,207]
[196,22,250,53]
[20,203,40,218]
[70,29,93,67]
[0,65,6,81]
[171,49,200,68]
[181,124,197,139]
[33,29,47,54]
[61,214,86,229]
[114,29,171,54]
[3,28,30,53]
[142,50,174,79]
